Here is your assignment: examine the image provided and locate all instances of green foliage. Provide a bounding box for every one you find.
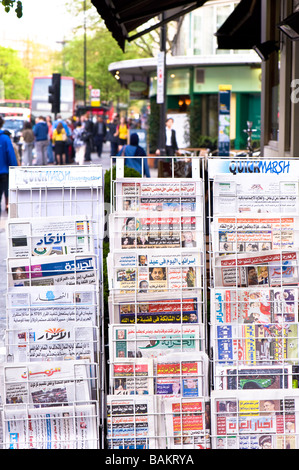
[188,98,202,148]
[1,0,22,17]
[0,46,31,99]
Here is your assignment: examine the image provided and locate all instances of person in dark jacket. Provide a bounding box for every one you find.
[0,116,18,216]
[93,116,107,158]
[117,133,150,177]
[33,116,49,165]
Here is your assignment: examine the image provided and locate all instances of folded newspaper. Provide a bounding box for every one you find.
[213,174,299,215]
[110,358,154,395]
[211,389,299,449]
[114,178,203,213]
[211,216,299,256]
[7,215,93,258]
[106,395,157,449]
[108,250,201,294]
[211,287,298,324]
[213,250,299,288]
[211,322,298,366]
[7,254,98,288]
[3,403,98,449]
[3,360,92,407]
[154,352,209,398]
[108,292,202,325]
[109,213,203,250]
[160,397,211,449]
[109,324,203,361]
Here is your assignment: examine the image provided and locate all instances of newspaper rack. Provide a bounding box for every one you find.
[107,156,210,449]
[3,165,105,449]
[208,157,299,448]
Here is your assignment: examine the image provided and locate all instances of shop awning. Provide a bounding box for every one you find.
[91,0,208,50]
[215,0,261,49]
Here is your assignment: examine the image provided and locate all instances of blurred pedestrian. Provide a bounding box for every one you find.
[107,116,119,157]
[21,121,35,166]
[117,132,150,177]
[93,115,106,158]
[46,115,54,164]
[33,116,49,165]
[0,116,18,216]
[82,113,94,162]
[72,121,86,166]
[115,116,128,149]
[165,117,180,156]
[52,122,67,165]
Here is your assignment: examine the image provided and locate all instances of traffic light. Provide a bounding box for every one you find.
[48,73,61,115]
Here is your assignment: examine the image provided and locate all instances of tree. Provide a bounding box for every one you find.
[1,0,22,17]
[0,46,31,99]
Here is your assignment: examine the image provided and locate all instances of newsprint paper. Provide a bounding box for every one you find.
[6,285,98,362]
[211,389,299,449]
[7,215,93,258]
[107,395,157,449]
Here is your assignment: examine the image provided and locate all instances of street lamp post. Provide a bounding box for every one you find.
[84,0,87,108]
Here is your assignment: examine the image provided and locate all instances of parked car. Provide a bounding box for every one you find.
[3,118,25,143]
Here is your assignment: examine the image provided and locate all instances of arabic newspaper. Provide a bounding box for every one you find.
[110,358,154,395]
[214,364,294,391]
[108,293,202,325]
[3,403,98,449]
[109,324,203,361]
[3,360,91,406]
[7,215,93,258]
[211,322,298,366]
[114,178,203,213]
[7,254,98,288]
[106,395,157,449]
[211,287,298,324]
[154,352,209,398]
[108,250,201,294]
[162,397,211,449]
[211,216,298,256]
[211,389,299,449]
[213,250,299,288]
[110,214,203,250]
[213,174,299,214]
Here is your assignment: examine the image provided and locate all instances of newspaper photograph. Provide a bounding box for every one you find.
[107,395,157,449]
[7,254,98,288]
[108,250,201,294]
[212,323,298,366]
[214,364,293,391]
[109,324,203,361]
[108,293,201,325]
[211,389,299,449]
[162,397,211,449]
[7,215,93,258]
[115,178,203,213]
[110,358,154,395]
[3,403,98,449]
[154,352,209,398]
[3,360,91,407]
[213,174,299,215]
[214,250,299,288]
[211,287,297,324]
[211,216,298,255]
[110,213,203,251]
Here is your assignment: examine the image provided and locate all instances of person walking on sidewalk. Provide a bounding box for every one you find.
[73,121,86,165]
[21,121,35,166]
[33,116,49,165]
[52,122,67,165]
[117,132,150,177]
[0,116,18,216]
[93,116,107,158]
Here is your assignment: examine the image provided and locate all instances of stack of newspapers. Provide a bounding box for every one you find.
[1,166,103,449]
[107,177,211,449]
[210,170,299,449]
